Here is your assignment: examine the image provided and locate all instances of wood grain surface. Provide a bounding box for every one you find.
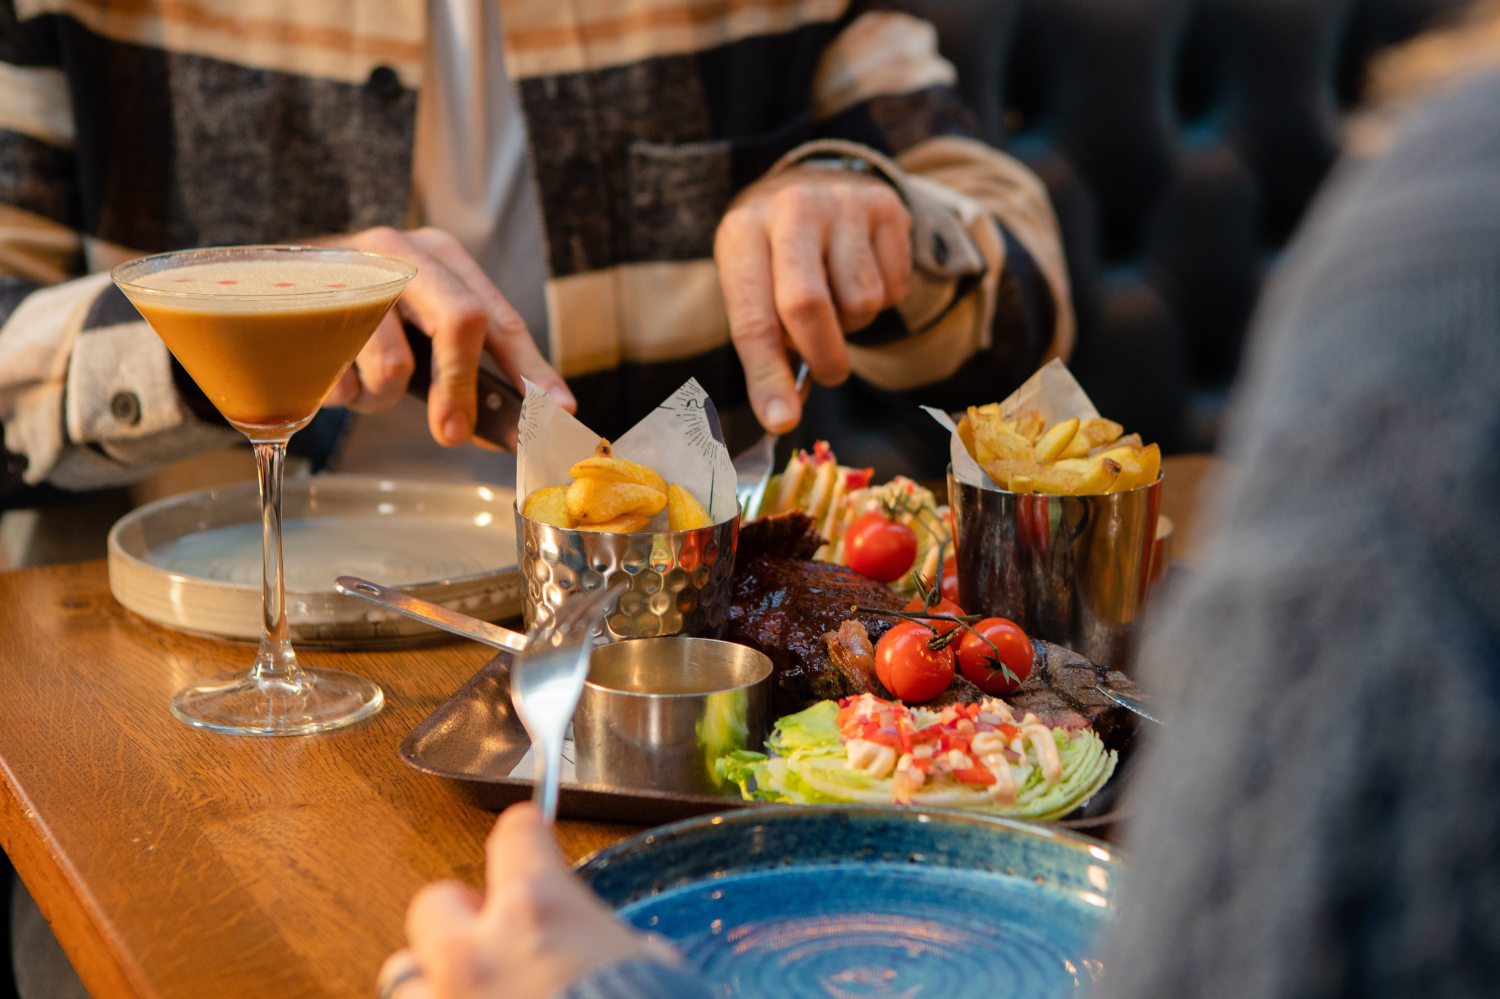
[1158,454,1224,565]
[0,562,642,999]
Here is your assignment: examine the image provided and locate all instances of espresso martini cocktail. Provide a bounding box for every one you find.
[114,246,416,736]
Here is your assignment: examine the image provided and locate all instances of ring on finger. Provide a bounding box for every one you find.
[378,961,423,999]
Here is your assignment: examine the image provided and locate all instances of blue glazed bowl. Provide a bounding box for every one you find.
[576,805,1123,998]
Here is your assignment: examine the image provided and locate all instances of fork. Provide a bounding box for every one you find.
[510,582,625,823]
[733,362,811,519]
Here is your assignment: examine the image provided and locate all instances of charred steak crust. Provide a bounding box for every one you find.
[726,555,902,717]
[736,510,824,561]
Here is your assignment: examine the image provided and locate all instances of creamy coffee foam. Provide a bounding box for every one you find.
[132,259,402,296]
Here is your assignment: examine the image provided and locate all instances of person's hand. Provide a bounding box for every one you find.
[715,166,912,432]
[377,802,680,999]
[324,227,576,447]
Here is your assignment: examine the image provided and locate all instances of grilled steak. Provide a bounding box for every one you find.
[726,553,904,716]
[727,518,1141,748]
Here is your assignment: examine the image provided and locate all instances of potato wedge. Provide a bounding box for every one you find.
[1106,458,1144,493]
[1051,458,1093,475]
[667,483,712,531]
[1091,433,1141,458]
[1074,457,1122,495]
[566,477,667,523]
[1030,464,1084,494]
[982,458,1039,491]
[1135,443,1161,486]
[956,416,978,462]
[1008,475,1036,495]
[570,446,668,494]
[968,405,1033,463]
[1033,418,1079,462]
[578,514,651,534]
[522,485,573,529]
[1097,444,1141,466]
[1013,409,1045,443]
[1058,418,1124,460]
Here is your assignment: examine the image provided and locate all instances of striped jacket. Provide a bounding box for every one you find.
[0,0,1071,497]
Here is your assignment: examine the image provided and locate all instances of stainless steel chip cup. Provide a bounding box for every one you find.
[949,467,1162,673]
[516,509,740,640]
[573,637,772,796]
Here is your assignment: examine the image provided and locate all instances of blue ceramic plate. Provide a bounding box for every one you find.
[576,805,1122,998]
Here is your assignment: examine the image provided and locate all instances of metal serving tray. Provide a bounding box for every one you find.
[400,647,1131,831]
[399,648,754,825]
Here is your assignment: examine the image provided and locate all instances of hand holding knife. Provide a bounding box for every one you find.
[401,322,525,452]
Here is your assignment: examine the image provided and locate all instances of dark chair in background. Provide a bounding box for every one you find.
[907,0,1472,452]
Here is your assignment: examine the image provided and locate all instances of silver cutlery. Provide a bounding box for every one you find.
[334,577,527,654]
[1096,685,1163,726]
[510,583,624,822]
[733,362,811,519]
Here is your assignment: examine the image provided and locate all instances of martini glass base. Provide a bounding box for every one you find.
[170,668,384,737]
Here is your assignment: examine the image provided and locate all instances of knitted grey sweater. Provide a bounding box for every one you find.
[558,68,1500,999]
[1095,69,1500,999]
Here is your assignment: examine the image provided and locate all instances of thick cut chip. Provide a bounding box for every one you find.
[1058,418,1124,459]
[567,477,667,523]
[969,406,1033,462]
[578,514,651,534]
[1091,433,1142,457]
[1097,444,1141,466]
[522,486,573,529]
[1013,409,1045,443]
[570,448,668,494]
[1136,443,1161,484]
[667,483,712,531]
[1075,457,1121,495]
[956,416,978,462]
[1029,464,1084,495]
[982,459,1040,491]
[1033,418,1079,462]
[1106,458,1144,493]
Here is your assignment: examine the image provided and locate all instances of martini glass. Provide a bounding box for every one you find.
[114,246,416,736]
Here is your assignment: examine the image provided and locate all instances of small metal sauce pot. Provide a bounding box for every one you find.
[573,637,771,797]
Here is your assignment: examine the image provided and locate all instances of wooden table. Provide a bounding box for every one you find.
[0,454,1223,999]
[0,562,642,999]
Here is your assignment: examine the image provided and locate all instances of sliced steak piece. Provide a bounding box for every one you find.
[736,510,824,561]
[727,554,902,716]
[1005,640,1139,749]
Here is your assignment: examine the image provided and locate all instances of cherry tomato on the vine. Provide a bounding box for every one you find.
[903,595,965,635]
[956,618,1033,695]
[845,511,918,583]
[941,557,961,606]
[875,621,956,703]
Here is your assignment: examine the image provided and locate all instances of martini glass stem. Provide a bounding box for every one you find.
[252,441,302,683]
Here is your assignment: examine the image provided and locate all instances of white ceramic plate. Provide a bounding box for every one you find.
[108,476,521,647]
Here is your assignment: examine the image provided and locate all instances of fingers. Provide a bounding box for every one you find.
[869,195,913,306]
[406,881,483,957]
[826,208,887,333]
[326,365,361,408]
[484,801,569,891]
[347,312,415,414]
[407,228,576,414]
[767,187,848,387]
[716,211,800,432]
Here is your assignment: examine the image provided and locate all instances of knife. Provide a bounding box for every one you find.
[1096,685,1164,726]
[732,362,811,518]
[402,322,525,451]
